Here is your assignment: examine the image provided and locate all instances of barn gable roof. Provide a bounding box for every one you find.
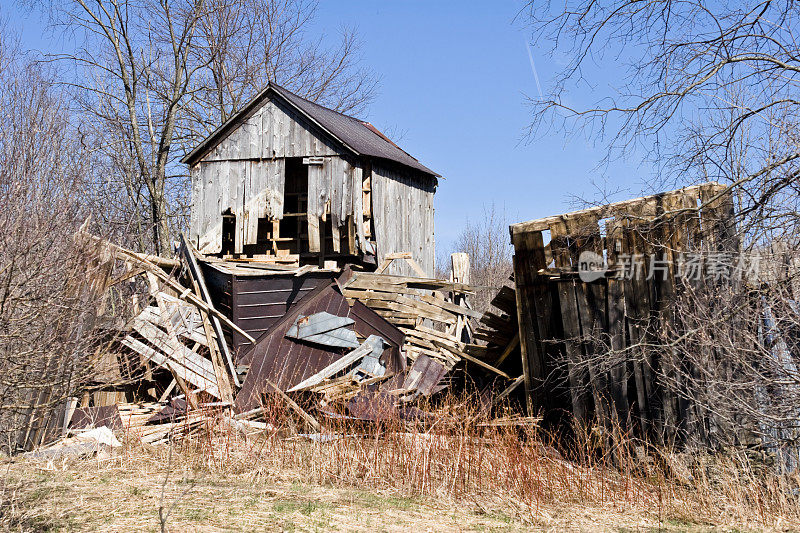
[181,82,439,176]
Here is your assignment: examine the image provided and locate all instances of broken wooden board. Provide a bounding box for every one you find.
[287,335,386,392]
[121,336,220,398]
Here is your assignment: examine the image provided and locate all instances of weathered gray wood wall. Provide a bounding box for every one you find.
[190,97,343,253]
[189,94,436,273]
[191,159,286,253]
[372,163,436,276]
[203,99,339,161]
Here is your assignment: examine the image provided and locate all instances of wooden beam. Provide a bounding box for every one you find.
[493,375,525,405]
[265,380,321,432]
[457,351,512,380]
[158,379,177,403]
[494,333,520,368]
[510,182,725,235]
[287,342,373,392]
[77,230,180,268]
[181,233,241,387]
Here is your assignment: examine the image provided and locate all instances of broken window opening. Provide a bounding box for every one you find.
[221,209,235,256]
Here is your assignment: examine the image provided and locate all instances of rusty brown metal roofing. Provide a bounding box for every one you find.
[233,281,406,413]
[181,82,439,177]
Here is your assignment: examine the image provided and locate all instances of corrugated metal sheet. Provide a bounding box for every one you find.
[285,312,360,348]
[234,282,405,413]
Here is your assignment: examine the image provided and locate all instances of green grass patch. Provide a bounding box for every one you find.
[272,499,328,516]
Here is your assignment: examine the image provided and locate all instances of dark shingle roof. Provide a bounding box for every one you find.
[182,82,438,176]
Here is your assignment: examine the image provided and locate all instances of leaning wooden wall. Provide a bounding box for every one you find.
[371,162,436,277]
[510,183,737,443]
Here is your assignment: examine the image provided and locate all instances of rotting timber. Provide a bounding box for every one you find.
[510,182,741,445]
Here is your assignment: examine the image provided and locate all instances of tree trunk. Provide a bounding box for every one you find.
[150,175,171,257]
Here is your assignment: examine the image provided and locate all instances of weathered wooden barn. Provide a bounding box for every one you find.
[181,82,439,277]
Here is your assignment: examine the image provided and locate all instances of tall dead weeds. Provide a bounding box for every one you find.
[119,392,800,528]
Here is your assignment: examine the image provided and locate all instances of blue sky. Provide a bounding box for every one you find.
[309,1,651,250]
[6,0,651,251]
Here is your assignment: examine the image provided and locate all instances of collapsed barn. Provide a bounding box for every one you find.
[14,84,785,463]
[11,85,527,453]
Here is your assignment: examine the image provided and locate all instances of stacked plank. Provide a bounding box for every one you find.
[341,272,478,364]
[117,402,164,429]
[341,272,482,327]
[341,271,513,386]
[121,405,218,445]
[466,282,520,368]
[80,231,247,409]
[304,374,390,405]
[123,297,221,398]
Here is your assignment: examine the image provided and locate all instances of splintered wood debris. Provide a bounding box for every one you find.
[39,234,525,455]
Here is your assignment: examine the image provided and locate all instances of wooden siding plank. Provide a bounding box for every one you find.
[307,164,322,253]
[371,163,435,276]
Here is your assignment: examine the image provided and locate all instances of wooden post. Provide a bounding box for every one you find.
[189,276,235,405]
[450,252,471,342]
[511,229,550,416]
[180,234,241,387]
[605,218,630,428]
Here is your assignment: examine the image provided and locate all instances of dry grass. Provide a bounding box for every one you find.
[3,396,799,532]
[1,446,525,532]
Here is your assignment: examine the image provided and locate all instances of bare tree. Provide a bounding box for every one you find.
[524,0,800,239]
[0,29,110,452]
[442,204,514,315]
[524,1,800,455]
[38,0,378,256]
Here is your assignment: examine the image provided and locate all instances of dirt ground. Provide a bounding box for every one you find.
[0,452,752,533]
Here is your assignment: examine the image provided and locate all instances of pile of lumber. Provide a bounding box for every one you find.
[126,409,217,445]
[465,280,520,369]
[78,230,246,410]
[341,272,482,327]
[49,234,531,453]
[340,256,516,392]
[117,402,164,428]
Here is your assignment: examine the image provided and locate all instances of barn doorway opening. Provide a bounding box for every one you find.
[221,209,235,256]
[280,158,309,258]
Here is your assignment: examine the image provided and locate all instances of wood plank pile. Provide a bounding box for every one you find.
[126,409,217,446]
[339,254,516,393]
[116,402,164,428]
[200,256,341,277]
[465,281,520,370]
[76,230,245,411]
[42,235,531,453]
